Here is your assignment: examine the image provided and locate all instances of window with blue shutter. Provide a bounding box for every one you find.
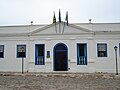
[77,44,87,65]
[35,44,45,65]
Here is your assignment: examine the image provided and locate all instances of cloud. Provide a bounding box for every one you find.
[0,0,120,25]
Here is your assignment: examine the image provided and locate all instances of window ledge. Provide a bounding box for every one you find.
[88,59,95,63]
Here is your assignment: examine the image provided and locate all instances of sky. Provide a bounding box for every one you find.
[0,0,120,25]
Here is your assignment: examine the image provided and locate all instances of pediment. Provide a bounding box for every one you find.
[30,22,93,35]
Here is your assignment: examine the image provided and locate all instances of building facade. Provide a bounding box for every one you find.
[0,22,120,73]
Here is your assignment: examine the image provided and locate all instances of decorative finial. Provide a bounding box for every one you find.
[30,21,33,25]
[89,19,92,23]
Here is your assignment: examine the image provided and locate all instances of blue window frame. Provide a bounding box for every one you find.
[77,43,87,65]
[119,43,120,56]
[97,43,107,57]
[17,45,26,58]
[35,44,45,65]
[0,45,4,58]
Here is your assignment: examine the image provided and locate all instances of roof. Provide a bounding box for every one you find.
[0,22,120,36]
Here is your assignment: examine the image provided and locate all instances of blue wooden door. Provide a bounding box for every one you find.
[54,43,68,71]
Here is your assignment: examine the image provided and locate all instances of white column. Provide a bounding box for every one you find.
[69,39,76,62]
[28,40,35,72]
[69,39,76,71]
[45,39,53,72]
[45,39,52,62]
[88,39,96,72]
[88,39,95,62]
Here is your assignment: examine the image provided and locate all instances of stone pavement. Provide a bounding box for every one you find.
[0,73,120,90]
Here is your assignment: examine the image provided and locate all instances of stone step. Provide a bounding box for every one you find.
[0,72,120,79]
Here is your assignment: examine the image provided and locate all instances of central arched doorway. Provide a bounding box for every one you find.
[53,43,68,71]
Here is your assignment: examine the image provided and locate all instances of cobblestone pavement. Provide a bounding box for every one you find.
[0,73,120,90]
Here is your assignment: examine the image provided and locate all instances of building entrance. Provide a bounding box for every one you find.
[54,43,68,71]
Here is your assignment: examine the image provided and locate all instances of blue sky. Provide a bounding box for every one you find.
[0,0,120,25]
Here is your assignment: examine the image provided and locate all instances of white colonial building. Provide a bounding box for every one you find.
[0,21,120,73]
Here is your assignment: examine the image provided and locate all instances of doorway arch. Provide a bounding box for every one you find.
[53,43,68,71]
